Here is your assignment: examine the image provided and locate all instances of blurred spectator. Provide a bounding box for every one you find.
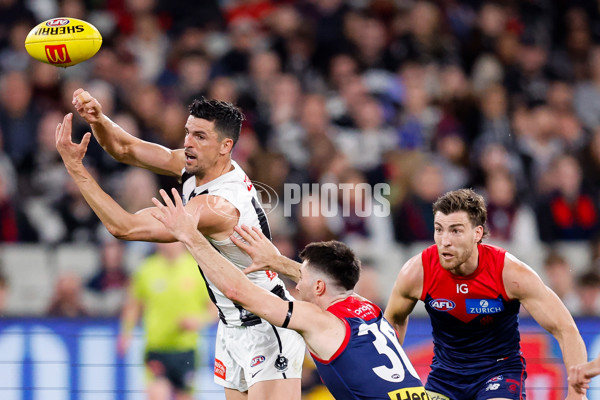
[53,169,103,244]
[396,78,440,150]
[0,149,17,242]
[579,126,600,189]
[85,238,129,316]
[484,169,539,245]
[293,194,338,256]
[354,260,384,308]
[392,160,445,244]
[0,70,39,171]
[0,19,34,72]
[542,251,580,314]
[574,46,600,130]
[536,154,600,242]
[124,12,169,83]
[334,96,396,176]
[388,1,457,68]
[575,270,600,316]
[118,167,159,213]
[329,168,394,257]
[517,105,563,192]
[47,273,89,317]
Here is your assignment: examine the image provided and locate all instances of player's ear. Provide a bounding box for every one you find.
[220,137,234,155]
[315,279,326,296]
[474,225,484,243]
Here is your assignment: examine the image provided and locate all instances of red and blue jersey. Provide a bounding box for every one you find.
[421,243,522,373]
[311,296,426,400]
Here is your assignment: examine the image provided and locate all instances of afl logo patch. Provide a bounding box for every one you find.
[46,18,70,27]
[429,299,455,311]
[251,355,265,367]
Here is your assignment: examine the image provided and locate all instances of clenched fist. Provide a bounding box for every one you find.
[72,88,103,124]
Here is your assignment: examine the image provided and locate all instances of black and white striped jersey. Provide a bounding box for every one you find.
[181,160,292,326]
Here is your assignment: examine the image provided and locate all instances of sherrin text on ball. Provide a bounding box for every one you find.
[24,17,102,68]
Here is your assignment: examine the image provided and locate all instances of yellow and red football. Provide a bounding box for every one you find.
[24,17,102,68]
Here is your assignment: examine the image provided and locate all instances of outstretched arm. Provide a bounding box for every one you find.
[503,254,587,398]
[231,225,302,282]
[151,189,346,359]
[55,113,237,242]
[73,89,185,176]
[383,255,423,344]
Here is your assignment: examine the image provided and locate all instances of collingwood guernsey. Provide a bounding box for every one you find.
[181,161,293,326]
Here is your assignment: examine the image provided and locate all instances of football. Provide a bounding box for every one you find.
[24,17,102,68]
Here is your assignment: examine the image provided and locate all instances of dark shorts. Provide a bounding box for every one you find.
[145,349,196,391]
[425,357,527,400]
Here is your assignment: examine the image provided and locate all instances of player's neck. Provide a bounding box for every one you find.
[195,158,234,186]
[451,245,480,276]
[324,291,353,309]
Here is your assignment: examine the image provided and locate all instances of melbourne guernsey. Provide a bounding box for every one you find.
[311,296,426,400]
[421,243,522,373]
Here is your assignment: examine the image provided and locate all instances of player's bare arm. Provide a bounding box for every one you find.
[384,254,423,344]
[72,89,185,176]
[151,188,346,359]
[503,253,587,398]
[56,113,238,242]
[231,225,302,282]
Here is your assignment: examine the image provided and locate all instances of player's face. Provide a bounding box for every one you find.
[295,262,316,303]
[433,211,483,274]
[183,116,224,177]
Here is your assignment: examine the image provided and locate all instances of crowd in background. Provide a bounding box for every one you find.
[1,0,600,320]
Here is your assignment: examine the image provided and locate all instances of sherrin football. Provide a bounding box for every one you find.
[25,17,102,68]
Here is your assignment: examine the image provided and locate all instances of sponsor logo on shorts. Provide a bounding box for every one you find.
[486,383,500,391]
[274,354,288,372]
[465,299,504,314]
[507,378,520,393]
[429,299,455,311]
[251,369,263,378]
[214,358,226,380]
[425,390,450,400]
[387,386,428,400]
[486,375,503,383]
[251,355,265,367]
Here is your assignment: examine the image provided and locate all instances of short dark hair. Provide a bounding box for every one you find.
[432,188,489,242]
[299,241,361,291]
[188,98,244,146]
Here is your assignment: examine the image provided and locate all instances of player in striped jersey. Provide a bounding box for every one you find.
[151,188,427,400]
[57,91,305,400]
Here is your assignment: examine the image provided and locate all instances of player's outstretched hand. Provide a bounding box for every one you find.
[231,225,280,274]
[55,113,91,169]
[151,188,201,244]
[569,359,600,397]
[72,88,103,124]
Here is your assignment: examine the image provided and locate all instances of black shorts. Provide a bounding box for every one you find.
[145,349,196,391]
